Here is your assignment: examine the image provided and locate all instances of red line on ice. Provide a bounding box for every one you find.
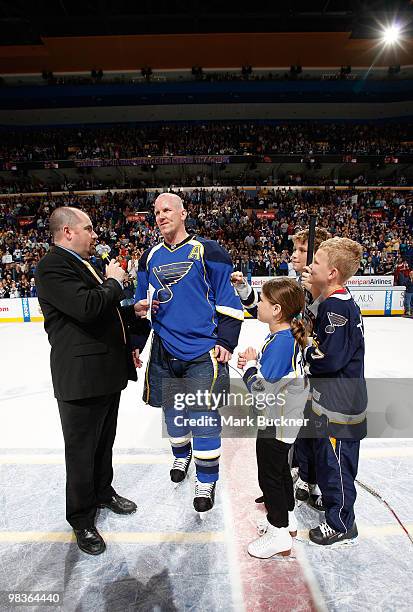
[221,438,318,612]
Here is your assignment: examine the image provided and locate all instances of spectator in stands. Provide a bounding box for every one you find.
[395,258,411,285]
[0,280,9,299]
[29,278,37,297]
[363,256,375,275]
[400,269,413,317]
[278,252,289,276]
[2,250,12,264]
[9,280,20,298]
[1,121,412,162]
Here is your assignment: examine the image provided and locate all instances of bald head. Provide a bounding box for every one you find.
[49,207,84,240]
[154,193,188,244]
[49,206,97,258]
[154,193,184,211]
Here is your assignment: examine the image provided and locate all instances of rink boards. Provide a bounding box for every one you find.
[0,287,405,323]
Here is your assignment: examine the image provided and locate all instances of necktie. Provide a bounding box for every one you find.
[82,259,127,345]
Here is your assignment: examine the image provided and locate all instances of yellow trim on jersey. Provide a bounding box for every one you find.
[312,403,366,425]
[196,240,216,328]
[215,305,244,321]
[208,348,219,407]
[162,236,193,253]
[261,333,277,354]
[291,340,300,378]
[144,334,154,404]
[280,401,284,441]
[329,436,337,452]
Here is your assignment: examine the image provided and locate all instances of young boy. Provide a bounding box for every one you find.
[232,227,330,324]
[304,237,367,546]
[289,228,331,508]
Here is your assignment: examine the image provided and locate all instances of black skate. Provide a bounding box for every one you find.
[309,521,358,546]
[193,478,216,513]
[308,494,325,512]
[170,449,192,483]
[295,477,310,502]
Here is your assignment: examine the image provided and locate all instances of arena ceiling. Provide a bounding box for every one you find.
[1,0,413,44]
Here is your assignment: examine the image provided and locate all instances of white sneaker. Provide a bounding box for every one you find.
[256,512,297,538]
[248,525,292,558]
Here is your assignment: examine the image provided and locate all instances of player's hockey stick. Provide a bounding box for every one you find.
[355,478,413,545]
[306,214,318,267]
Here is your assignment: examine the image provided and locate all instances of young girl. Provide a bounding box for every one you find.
[238,277,309,558]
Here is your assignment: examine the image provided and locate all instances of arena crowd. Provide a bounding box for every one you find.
[1,121,412,162]
[0,187,412,299]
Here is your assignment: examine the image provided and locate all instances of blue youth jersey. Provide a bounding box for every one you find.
[135,235,244,361]
[243,329,308,443]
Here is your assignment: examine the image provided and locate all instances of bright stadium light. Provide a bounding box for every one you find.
[381,24,401,45]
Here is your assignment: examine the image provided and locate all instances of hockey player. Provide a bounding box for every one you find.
[304,237,367,546]
[135,193,243,512]
[237,278,309,558]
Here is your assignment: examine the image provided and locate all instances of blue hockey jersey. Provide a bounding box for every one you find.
[243,329,309,443]
[305,287,367,439]
[135,235,244,361]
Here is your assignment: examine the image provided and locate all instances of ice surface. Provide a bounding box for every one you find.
[0,318,412,611]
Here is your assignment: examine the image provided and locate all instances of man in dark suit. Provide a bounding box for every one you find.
[35,207,149,555]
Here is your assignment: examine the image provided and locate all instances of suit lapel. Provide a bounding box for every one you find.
[52,246,103,283]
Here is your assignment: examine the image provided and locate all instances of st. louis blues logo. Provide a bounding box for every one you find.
[153,261,193,303]
[325,312,348,334]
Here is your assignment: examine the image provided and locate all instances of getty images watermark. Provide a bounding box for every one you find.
[172,390,309,429]
[159,378,413,439]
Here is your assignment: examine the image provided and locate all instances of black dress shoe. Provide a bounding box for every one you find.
[74,527,106,555]
[97,494,137,515]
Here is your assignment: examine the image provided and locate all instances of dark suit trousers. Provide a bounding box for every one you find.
[58,391,121,529]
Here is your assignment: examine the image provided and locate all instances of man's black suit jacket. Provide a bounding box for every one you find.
[35,245,149,402]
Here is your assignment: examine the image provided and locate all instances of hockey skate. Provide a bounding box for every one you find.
[308,494,325,511]
[256,510,297,537]
[307,484,325,511]
[193,476,216,513]
[170,449,192,484]
[309,521,358,546]
[248,524,292,558]
[295,477,311,502]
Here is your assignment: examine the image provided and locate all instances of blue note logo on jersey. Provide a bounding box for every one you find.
[325,312,348,334]
[153,261,194,303]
